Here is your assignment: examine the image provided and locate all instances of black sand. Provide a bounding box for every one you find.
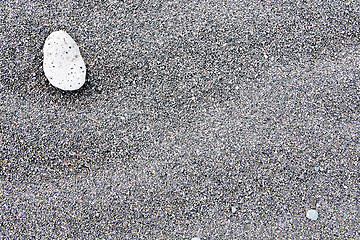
[1,1,360,239]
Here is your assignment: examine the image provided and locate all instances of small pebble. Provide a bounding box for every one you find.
[191,237,200,240]
[231,206,237,213]
[306,209,318,220]
[43,30,86,91]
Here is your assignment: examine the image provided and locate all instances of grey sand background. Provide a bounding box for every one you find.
[0,0,360,239]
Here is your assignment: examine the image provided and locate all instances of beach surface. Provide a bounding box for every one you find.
[0,0,359,239]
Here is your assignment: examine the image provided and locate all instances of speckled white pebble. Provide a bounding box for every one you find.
[306,209,318,220]
[191,238,200,240]
[43,30,86,91]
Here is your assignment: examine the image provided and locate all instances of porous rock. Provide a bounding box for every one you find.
[43,30,86,91]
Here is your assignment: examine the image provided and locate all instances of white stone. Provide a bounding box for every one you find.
[231,206,237,213]
[43,30,86,91]
[191,238,200,240]
[306,209,318,220]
